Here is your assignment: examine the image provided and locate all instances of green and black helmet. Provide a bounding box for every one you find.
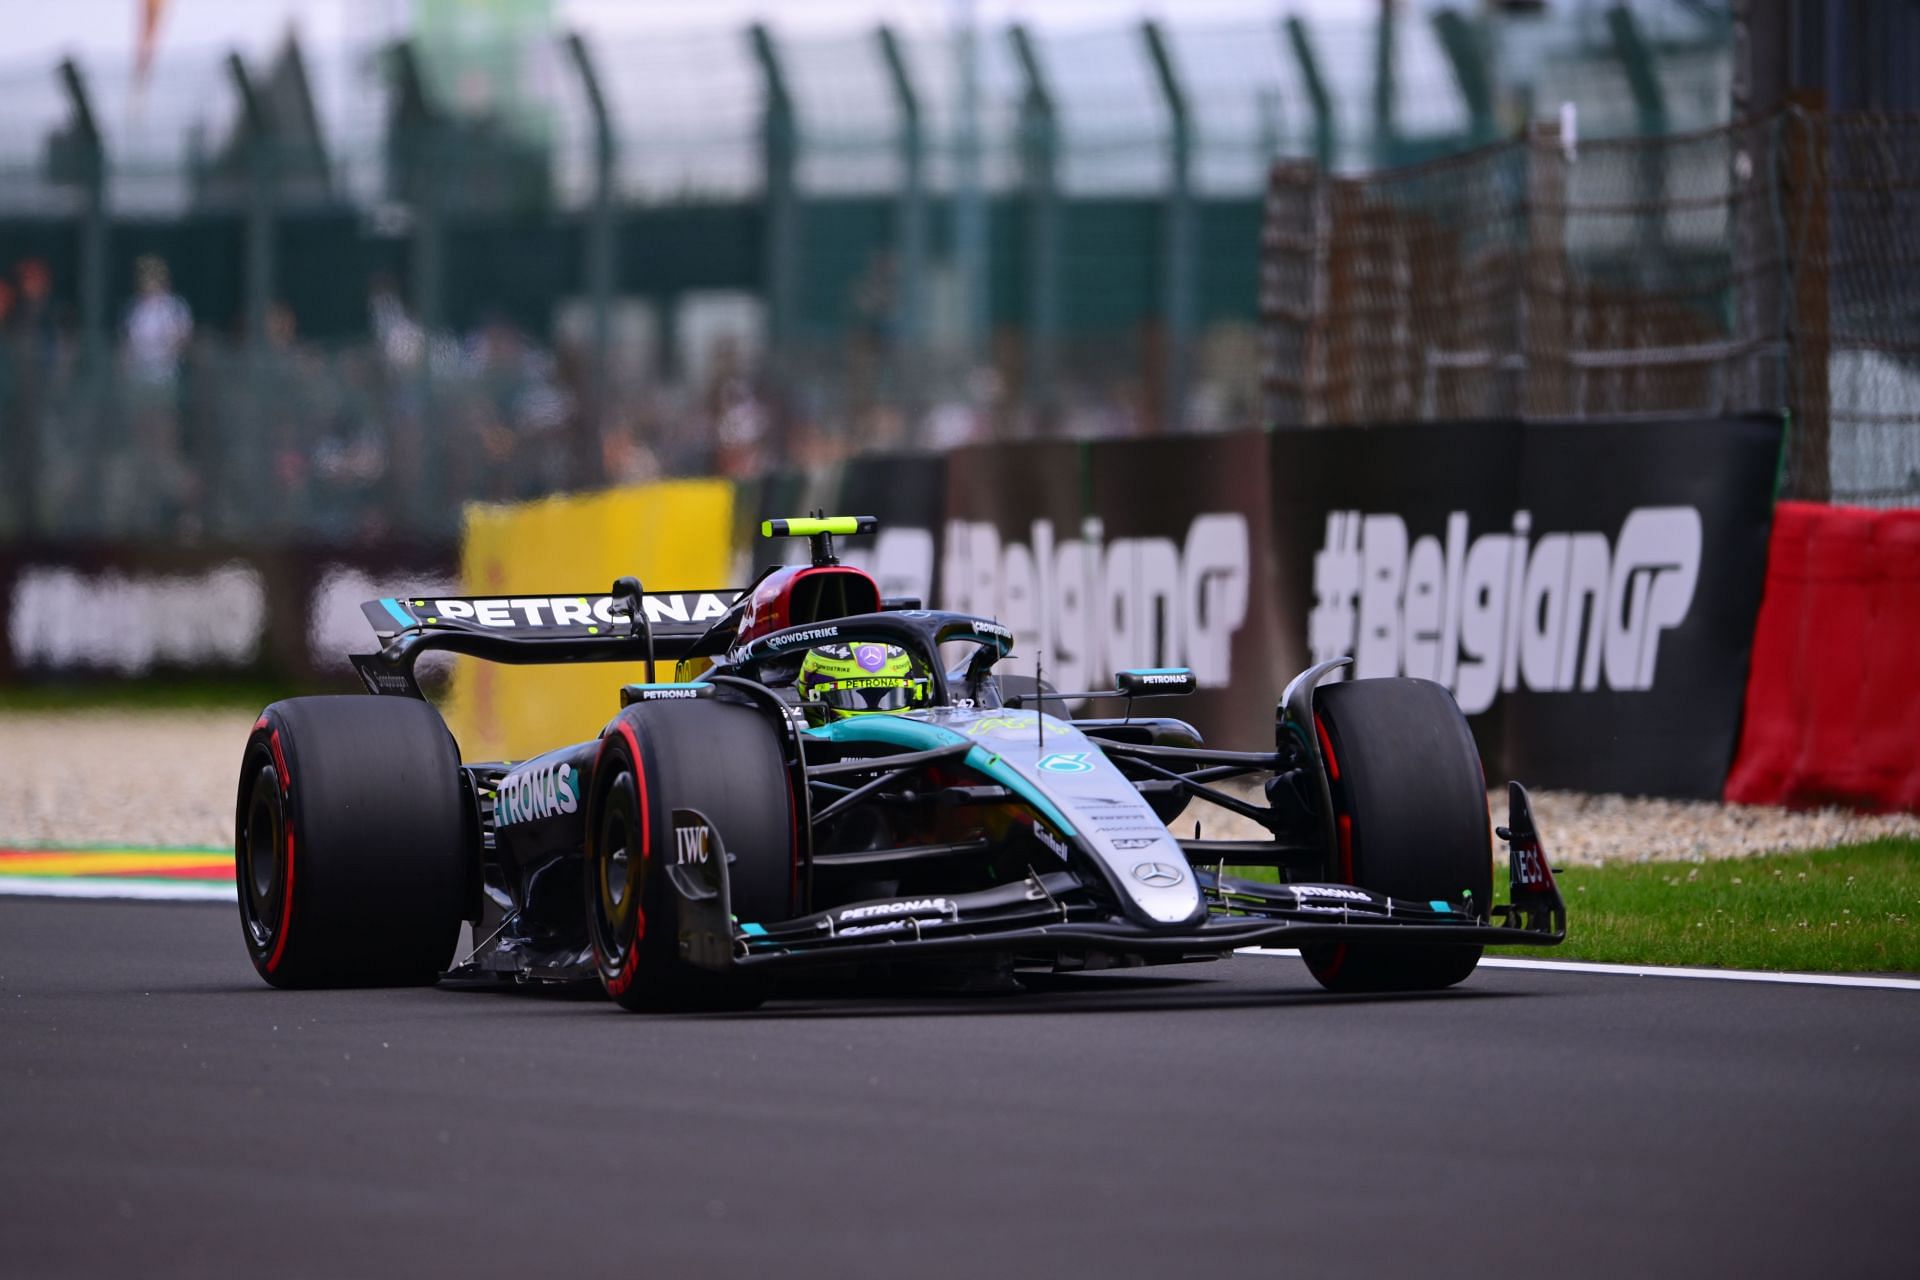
[796,642,933,722]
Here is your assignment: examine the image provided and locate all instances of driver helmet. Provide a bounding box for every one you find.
[797,642,932,722]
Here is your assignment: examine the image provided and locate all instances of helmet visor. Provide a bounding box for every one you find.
[809,675,931,714]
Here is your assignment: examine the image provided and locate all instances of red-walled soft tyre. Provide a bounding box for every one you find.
[1300,677,1492,994]
[586,698,793,1013]
[235,697,469,988]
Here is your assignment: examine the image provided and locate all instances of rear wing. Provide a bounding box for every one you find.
[352,587,743,697]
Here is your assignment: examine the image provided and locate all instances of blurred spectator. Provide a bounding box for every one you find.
[125,255,192,385]
[368,271,424,371]
[119,255,197,534]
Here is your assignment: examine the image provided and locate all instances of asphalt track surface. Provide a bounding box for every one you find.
[4,900,1916,1279]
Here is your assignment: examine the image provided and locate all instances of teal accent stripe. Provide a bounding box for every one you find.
[1122,667,1190,674]
[740,922,768,936]
[1429,900,1454,913]
[963,746,1076,836]
[804,716,967,751]
[804,716,1077,837]
[625,682,713,690]
[380,597,414,629]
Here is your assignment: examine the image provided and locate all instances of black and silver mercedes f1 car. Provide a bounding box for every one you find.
[234,516,1564,1010]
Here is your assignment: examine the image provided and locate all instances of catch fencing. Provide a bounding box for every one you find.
[0,5,1744,546]
[1261,108,1920,508]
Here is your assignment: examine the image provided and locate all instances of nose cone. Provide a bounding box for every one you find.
[1113,846,1204,925]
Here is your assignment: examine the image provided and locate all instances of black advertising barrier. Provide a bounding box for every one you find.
[940,438,1088,690]
[1268,421,1524,778]
[1086,434,1286,751]
[0,543,283,682]
[1501,417,1782,796]
[0,542,455,686]
[831,453,949,603]
[942,435,1287,750]
[1268,415,1783,798]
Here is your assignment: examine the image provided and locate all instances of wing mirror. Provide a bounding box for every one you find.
[1007,666,1198,707]
[1113,668,1197,697]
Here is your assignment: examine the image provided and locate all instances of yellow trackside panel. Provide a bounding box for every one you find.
[441,479,736,761]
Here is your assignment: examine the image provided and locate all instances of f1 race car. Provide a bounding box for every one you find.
[234,516,1564,1010]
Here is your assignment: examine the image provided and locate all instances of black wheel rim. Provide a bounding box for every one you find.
[589,769,644,979]
[239,759,285,954]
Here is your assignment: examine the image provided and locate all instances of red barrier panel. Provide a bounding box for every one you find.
[1725,502,1920,811]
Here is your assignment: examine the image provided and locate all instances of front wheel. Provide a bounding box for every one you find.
[586,698,794,1012]
[1299,677,1492,993]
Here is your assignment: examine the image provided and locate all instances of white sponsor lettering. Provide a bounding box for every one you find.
[1035,825,1070,859]
[1308,506,1703,715]
[8,563,267,675]
[770,625,841,650]
[675,824,711,865]
[550,597,593,627]
[496,760,579,826]
[839,920,912,937]
[1292,884,1371,902]
[424,593,731,632]
[837,897,955,922]
[942,513,1249,700]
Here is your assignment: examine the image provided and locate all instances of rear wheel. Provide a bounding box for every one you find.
[586,698,794,1012]
[1300,678,1491,993]
[235,697,469,988]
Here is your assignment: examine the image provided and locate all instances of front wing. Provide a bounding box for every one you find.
[671,783,1567,975]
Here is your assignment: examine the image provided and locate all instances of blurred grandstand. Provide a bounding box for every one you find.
[0,1,1913,545]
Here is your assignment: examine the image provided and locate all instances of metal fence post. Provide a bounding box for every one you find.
[877,27,925,366]
[1010,23,1059,427]
[1606,4,1670,283]
[565,32,617,486]
[57,60,109,378]
[1780,106,1830,501]
[391,42,443,337]
[1523,119,1571,418]
[226,52,277,536]
[1372,0,1398,167]
[1284,17,1336,175]
[750,23,799,381]
[1143,20,1192,434]
[228,54,274,348]
[388,40,445,533]
[1432,9,1496,148]
[953,11,990,378]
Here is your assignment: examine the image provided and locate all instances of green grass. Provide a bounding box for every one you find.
[0,677,303,713]
[1506,838,1920,974]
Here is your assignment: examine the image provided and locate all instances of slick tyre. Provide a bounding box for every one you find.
[586,698,793,1013]
[1301,677,1491,994]
[235,697,469,988]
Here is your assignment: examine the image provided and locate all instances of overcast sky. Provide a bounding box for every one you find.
[4,0,1400,67]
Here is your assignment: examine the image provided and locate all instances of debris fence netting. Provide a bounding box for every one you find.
[1261,109,1920,508]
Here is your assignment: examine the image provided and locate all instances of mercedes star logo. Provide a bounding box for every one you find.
[1131,861,1185,888]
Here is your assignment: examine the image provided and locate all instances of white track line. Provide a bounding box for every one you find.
[0,877,235,903]
[1237,947,1920,992]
